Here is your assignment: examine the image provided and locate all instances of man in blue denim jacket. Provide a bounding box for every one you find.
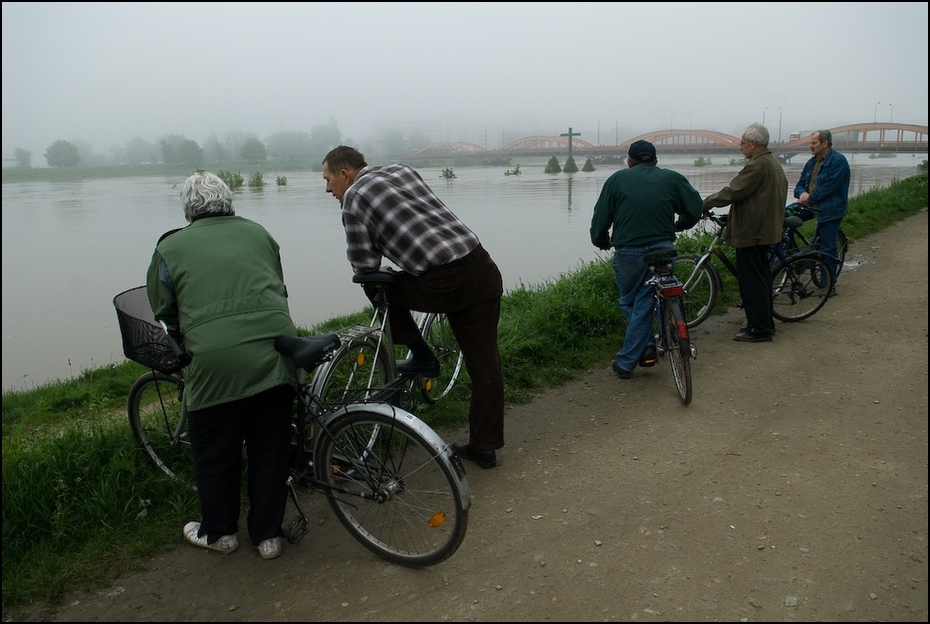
[793,129,850,295]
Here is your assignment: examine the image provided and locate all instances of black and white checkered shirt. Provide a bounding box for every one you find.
[341,163,479,276]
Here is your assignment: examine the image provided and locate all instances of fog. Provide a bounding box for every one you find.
[3,2,928,161]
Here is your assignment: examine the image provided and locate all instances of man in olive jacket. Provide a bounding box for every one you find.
[703,123,787,342]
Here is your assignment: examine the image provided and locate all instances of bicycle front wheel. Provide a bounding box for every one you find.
[672,254,719,328]
[312,333,400,407]
[127,371,195,487]
[417,313,464,404]
[771,254,833,322]
[663,298,693,405]
[314,407,469,567]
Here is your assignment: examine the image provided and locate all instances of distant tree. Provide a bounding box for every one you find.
[563,156,579,173]
[265,131,314,161]
[582,157,595,172]
[381,129,406,159]
[44,140,81,167]
[160,135,203,167]
[240,137,267,164]
[309,117,343,158]
[203,134,230,163]
[544,155,561,173]
[124,136,157,164]
[14,148,32,168]
[69,139,107,166]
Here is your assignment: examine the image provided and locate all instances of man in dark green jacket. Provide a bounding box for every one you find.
[147,172,298,561]
[590,140,702,379]
[703,123,788,342]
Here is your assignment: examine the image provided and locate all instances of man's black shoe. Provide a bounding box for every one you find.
[740,325,776,334]
[639,342,657,367]
[612,362,633,379]
[733,329,773,343]
[395,357,440,377]
[453,441,497,469]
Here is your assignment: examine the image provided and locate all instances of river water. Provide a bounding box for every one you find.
[2,153,925,391]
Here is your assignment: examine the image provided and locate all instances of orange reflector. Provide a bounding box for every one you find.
[428,512,446,528]
[355,352,366,366]
[661,285,683,297]
[424,379,433,392]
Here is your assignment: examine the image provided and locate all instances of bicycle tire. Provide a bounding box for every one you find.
[672,254,719,328]
[127,371,195,487]
[311,333,402,407]
[417,312,464,404]
[771,254,833,322]
[314,405,469,567]
[663,298,693,405]
[836,229,849,277]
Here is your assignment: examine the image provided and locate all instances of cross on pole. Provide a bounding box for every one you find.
[561,127,581,160]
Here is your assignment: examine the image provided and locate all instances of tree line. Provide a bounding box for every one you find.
[13,118,354,168]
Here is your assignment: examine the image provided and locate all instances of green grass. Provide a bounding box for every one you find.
[2,172,927,610]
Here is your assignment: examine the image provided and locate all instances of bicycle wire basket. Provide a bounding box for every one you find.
[113,285,188,374]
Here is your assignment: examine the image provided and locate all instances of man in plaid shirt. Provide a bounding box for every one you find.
[322,146,504,469]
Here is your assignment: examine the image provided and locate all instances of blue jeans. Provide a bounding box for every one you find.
[815,218,843,284]
[611,242,674,372]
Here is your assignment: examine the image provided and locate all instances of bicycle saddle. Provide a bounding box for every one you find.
[352,268,398,285]
[642,249,678,265]
[783,215,804,229]
[275,334,341,369]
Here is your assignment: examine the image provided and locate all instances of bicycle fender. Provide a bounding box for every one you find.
[319,402,472,509]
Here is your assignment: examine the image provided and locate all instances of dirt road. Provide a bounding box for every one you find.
[10,210,928,622]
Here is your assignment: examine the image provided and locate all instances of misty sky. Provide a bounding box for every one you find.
[3,2,928,158]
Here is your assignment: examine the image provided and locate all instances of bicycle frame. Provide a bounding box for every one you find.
[643,248,694,405]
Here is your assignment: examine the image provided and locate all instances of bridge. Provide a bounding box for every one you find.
[409,122,929,164]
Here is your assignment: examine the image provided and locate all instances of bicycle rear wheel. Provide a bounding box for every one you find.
[417,312,463,404]
[127,371,195,487]
[314,407,469,567]
[663,298,693,405]
[771,254,833,322]
[672,254,719,328]
[836,229,849,277]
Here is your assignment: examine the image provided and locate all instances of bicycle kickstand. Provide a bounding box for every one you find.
[282,475,310,544]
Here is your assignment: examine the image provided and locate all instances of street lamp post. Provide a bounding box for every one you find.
[888,103,894,123]
[873,101,881,124]
[776,107,782,144]
[597,118,601,146]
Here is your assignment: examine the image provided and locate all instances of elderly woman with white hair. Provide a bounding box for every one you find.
[146,172,298,560]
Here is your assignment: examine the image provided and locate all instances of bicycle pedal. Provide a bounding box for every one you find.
[282,514,309,544]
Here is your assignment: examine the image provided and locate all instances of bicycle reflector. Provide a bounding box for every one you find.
[660,284,683,297]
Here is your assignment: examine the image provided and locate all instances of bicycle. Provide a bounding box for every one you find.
[672,211,834,328]
[311,268,464,409]
[114,285,471,568]
[643,248,694,405]
[782,202,849,280]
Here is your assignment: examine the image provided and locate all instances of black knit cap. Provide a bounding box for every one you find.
[628,139,657,162]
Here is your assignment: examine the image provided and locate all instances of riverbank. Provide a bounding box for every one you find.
[9,207,927,623]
